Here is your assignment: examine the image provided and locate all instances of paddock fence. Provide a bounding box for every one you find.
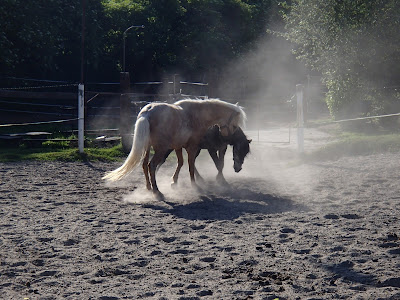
[295,84,400,153]
[0,75,209,152]
[3,75,398,155]
[239,77,400,153]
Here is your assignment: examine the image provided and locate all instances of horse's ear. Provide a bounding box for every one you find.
[248,139,252,144]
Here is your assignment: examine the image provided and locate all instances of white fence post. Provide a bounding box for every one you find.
[296,84,304,153]
[78,83,85,153]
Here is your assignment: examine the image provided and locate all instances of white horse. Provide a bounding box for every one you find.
[103,98,246,198]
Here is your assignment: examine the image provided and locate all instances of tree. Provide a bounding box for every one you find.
[0,0,276,84]
[0,1,81,80]
[282,0,400,120]
[102,0,274,81]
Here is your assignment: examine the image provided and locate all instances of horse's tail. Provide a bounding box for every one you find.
[103,115,150,181]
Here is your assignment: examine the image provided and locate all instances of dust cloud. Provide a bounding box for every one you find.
[116,34,326,203]
[117,141,319,207]
[208,34,321,198]
[122,35,323,203]
[216,35,309,129]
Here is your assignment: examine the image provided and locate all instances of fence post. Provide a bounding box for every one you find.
[173,74,181,101]
[120,72,131,153]
[296,84,304,153]
[78,83,85,153]
[162,76,170,102]
[207,70,217,98]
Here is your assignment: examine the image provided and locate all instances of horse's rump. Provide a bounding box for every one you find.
[142,103,190,149]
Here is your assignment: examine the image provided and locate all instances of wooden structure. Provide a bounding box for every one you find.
[0,76,209,150]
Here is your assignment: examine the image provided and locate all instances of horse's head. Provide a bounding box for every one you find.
[232,128,251,173]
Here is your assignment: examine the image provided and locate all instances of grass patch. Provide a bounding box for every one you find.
[0,143,177,163]
[0,144,127,162]
[305,133,400,161]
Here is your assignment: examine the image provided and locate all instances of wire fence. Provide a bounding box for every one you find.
[307,112,400,128]
[0,118,80,128]
[3,76,399,152]
[0,77,210,147]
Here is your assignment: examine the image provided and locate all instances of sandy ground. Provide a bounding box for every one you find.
[1,129,400,299]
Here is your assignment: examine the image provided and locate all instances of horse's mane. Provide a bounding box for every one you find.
[175,98,247,128]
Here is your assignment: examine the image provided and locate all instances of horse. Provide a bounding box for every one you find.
[165,125,251,185]
[102,98,246,198]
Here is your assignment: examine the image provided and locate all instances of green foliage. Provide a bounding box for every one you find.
[0,144,126,162]
[281,0,400,121]
[0,0,275,83]
[42,140,72,149]
[0,0,82,80]
[101,0,274,79]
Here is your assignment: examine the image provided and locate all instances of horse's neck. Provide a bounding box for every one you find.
[230,128,246,145]
[223,134,236,145]
[199,126,226,149]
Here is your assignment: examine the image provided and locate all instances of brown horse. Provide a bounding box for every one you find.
[166,125,251,185]
[103,98,246,198]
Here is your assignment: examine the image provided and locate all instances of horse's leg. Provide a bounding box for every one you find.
[142,147,151,190]
[208,149,220,170]
[216,145,228,184]
[208,146,228,183]
[193,149,205,184]
[171,148,183,186]
[149,150,167,198]
[160,149,173,168]
[187,147,199,187]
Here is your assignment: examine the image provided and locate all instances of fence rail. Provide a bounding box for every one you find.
[0,76,210,153]
[295,84,400,153]
[0,118,79,128]
[0,89,76,100]
[308,112,400,127]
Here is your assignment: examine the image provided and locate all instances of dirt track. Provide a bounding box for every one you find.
[1,141,400,299]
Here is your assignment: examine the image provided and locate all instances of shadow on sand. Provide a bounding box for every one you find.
[137,177,308,221]
[324,260,377,287]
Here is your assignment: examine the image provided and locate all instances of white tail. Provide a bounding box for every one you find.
[103,115,150,181]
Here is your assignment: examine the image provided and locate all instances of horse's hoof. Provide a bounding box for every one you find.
[153,190,165,201]
[216,176,229,185]
[196,176,205,185]
[191,181,199,188]
[191,182,204,193]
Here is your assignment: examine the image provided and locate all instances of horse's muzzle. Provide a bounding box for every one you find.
[234,164,242,173]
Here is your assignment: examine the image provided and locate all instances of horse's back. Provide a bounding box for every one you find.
[139,102,178,117]
[138,102,190,149]
[175,98,246,129]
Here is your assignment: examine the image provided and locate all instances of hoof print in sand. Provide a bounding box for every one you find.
[200,257,216,263]
[324,214,340,219]
[161,237,177,243]
[378,277,400,288]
